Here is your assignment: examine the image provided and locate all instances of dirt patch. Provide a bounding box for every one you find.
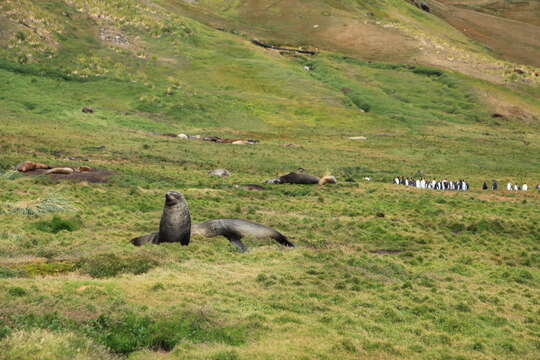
[432,2,540,67]
[23,167,114,183]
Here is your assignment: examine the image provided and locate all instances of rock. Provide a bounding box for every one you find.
[177,133,189,139]
[67,156,90,161]
[82,107,94,113]
[209,169,230,177]
[419,2,430,12]
[319,176,337,185]
[46,167,74,175]
[242,184,265,191]
[349,136,368,140]
[410,1,430,12]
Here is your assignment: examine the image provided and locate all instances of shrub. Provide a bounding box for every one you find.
[86,311,249,354]
[77,253,159,278]
[0,267,24,278]
[7,287,27,297]
[34,215,82,233]
[412,66,443,77]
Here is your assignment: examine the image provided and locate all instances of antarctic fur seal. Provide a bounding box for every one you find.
[191,219,294,252]
[16,161,50,172]
[319,175,337,185]
[131,190,191,246]
[265,172,320,185]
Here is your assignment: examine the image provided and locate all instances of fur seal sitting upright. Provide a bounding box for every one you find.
[192,219,294,252]
[131,190,191,246]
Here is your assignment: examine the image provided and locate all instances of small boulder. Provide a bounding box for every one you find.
[209,169,230,177]
[242,184,265,191]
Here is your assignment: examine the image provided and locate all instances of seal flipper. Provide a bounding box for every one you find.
[131,232,159,246]
[273,233,295,248]
[226,234,247,253]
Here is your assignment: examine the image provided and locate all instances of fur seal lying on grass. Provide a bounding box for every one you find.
[46,167,74,175]
[266,172,320,185]
[131,191,191,246]
[16,161,50,172]
[192,219,294,252]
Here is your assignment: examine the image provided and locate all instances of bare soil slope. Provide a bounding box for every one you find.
[435,0,540,66]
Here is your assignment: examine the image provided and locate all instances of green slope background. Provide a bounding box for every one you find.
[0,1,539,359]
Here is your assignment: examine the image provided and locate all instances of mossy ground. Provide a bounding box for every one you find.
[0,1,539,359]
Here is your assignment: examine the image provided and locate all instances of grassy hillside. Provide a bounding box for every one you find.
[0,1,539,359]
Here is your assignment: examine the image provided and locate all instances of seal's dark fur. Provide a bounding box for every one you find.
[192,219,294,252]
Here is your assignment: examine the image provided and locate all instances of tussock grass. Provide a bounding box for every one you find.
[0,329,119,360]
[1,195,78,216]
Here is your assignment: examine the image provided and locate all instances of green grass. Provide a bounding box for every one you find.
[0,0,539,359]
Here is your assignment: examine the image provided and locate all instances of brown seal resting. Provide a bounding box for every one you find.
[131,190,191,246]
[16,161,50,172]
[192,219,294,252]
